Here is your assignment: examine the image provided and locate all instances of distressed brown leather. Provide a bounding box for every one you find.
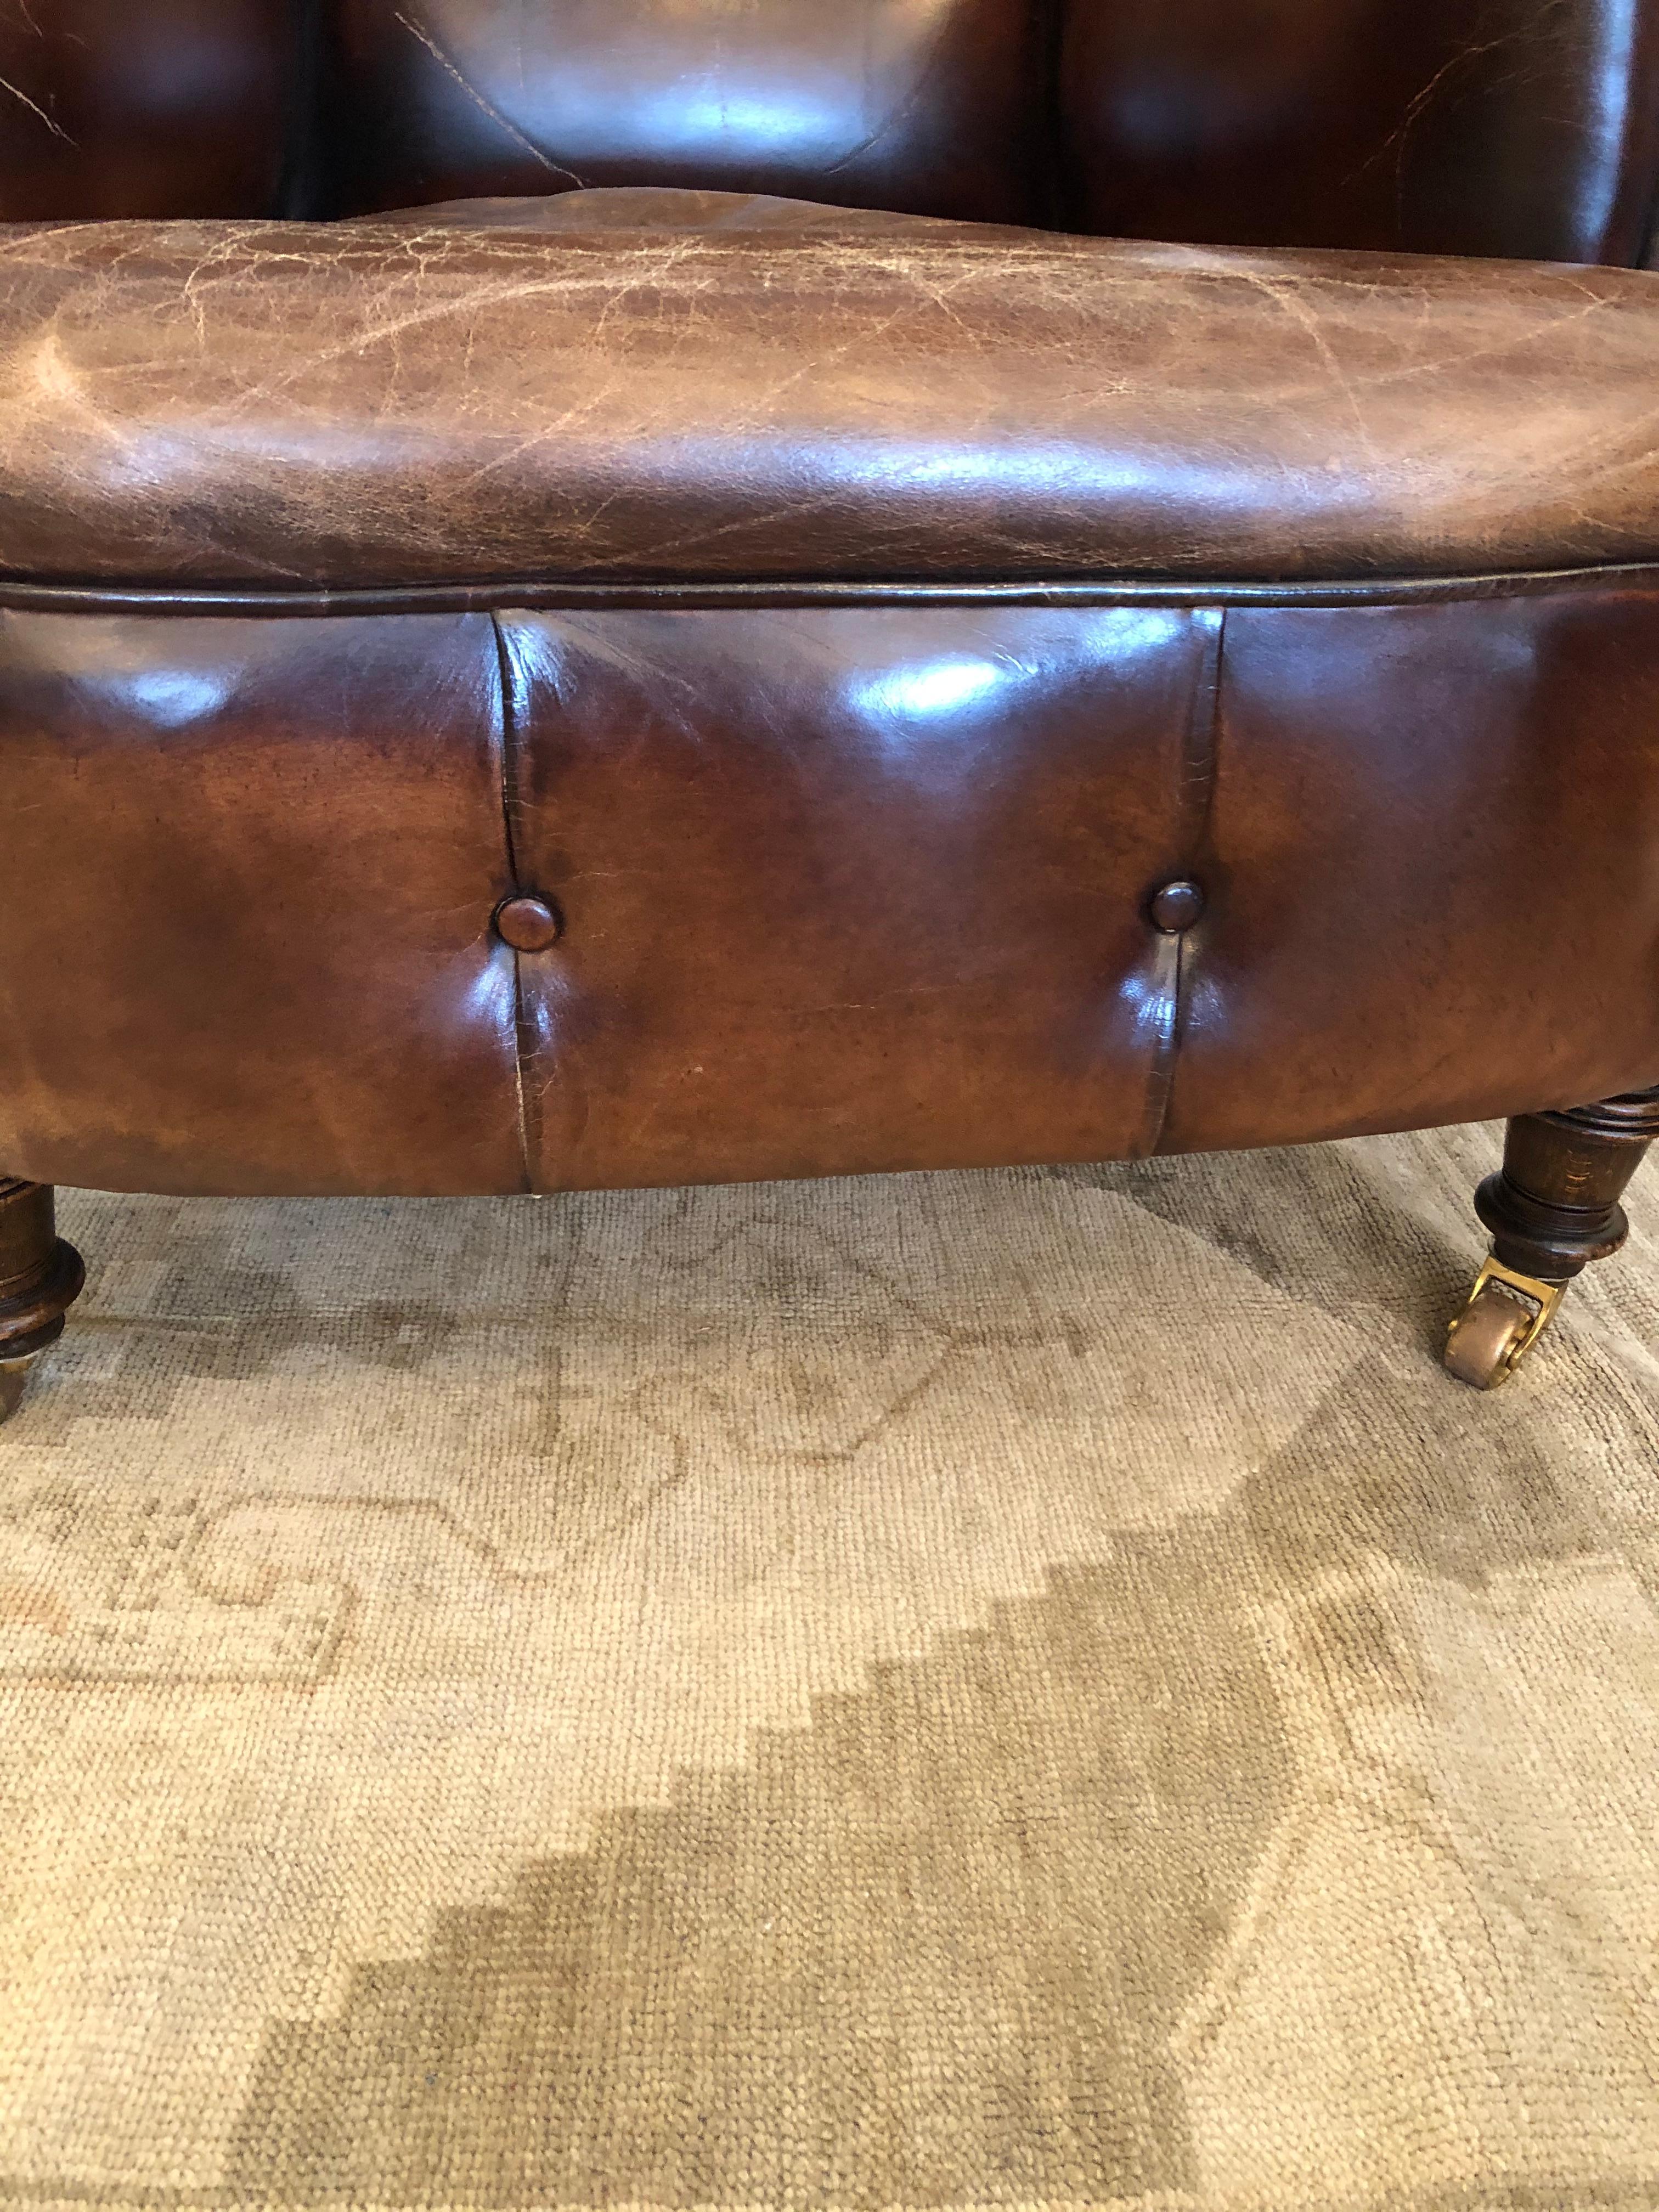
[502,606,1206,1189]
[5,583,1659,1198]
[1161,584,1659,1152]
[0,610,522,1195]
[314,0,1659,262]
[503,594,1659,1190]
[7,208,1659,591]
[6,4,1659,1205]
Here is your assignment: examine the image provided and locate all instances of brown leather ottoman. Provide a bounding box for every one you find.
[5,0,1659,1411]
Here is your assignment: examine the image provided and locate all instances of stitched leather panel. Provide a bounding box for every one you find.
[0,611,524,1195]
[498,606,1215,1190]
[319,0,1043,222]
[1161,584,1659,1150]
[3,586,1659,1195]
[9,216,1659,589]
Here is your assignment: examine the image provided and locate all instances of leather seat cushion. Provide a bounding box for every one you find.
[6,189,1659,588]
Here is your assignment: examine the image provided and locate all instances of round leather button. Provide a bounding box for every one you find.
[1148,879,1205,934]
[494,894,563,953]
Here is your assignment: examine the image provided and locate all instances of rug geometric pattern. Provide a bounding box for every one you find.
[3,1127,1657,2209]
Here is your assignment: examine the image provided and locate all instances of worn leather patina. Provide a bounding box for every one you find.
[2,1,1658,1218]
[7,205,1659,590]
[7,574,1658,1196]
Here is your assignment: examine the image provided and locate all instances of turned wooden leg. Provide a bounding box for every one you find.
[1444,1086,1659,1389]
[0,1180,85,1421]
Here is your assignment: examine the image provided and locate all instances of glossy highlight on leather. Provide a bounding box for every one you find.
[320,0,1045,223]
[9,206,1659,592]
[8,0,1659,260]
[5,582,1659,1199]
[0,610,523,1195]
[3,0,1659,1232]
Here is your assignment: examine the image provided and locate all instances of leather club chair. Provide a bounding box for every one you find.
[4,0,1659,1416]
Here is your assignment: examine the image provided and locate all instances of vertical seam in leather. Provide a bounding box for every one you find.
[1132,936,1183,1160]
[1177,603,1226,854]
[1139,605,1224,1156]
[490,611,537,1195]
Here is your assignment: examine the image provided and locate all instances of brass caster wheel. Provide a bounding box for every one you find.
[1444,1259,1566,1390]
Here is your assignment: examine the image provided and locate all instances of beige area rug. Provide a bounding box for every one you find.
[3,1127,1658,2212]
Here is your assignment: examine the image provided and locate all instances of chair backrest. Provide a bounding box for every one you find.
[4,0,1658,263]
[0,0,292,222]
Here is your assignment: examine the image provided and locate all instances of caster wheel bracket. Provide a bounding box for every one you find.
[1444,1257,1566,1390]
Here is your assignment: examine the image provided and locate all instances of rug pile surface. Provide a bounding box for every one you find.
[2,1126,1657,2211]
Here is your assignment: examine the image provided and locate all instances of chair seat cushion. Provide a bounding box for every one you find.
[4,190,1659,589]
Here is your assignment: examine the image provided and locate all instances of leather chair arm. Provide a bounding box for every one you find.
[3,212,1658,592]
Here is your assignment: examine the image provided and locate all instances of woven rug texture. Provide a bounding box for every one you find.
[2,1125,1658,2212]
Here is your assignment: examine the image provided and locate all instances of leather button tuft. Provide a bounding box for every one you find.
[1148,879,1205,934]
[494,894,563,953]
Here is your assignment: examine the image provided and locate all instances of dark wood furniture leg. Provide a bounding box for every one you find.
[0,1180,86,1421]
[1445,1086,1659,1389]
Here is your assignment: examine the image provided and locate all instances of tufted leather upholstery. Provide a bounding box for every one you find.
[3,1,1659,1209]
[5,0,1659,260]
[319,0,1046,224]
[7,579,1659,1199]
